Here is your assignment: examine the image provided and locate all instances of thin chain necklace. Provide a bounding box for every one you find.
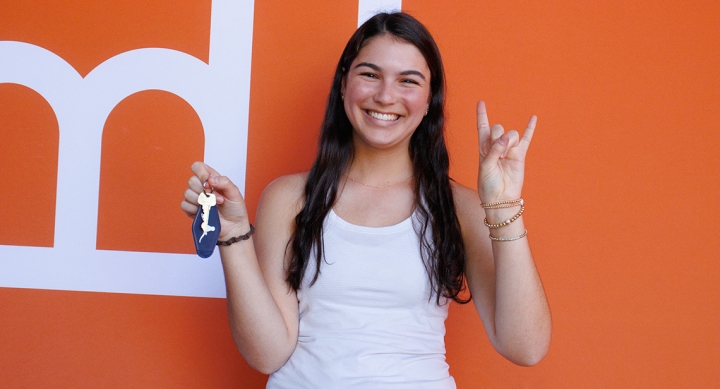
[347,174,413,189]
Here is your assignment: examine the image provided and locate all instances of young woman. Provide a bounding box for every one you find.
[182,12,551,388]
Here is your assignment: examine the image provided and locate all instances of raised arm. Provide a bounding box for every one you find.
[455,101,551,366]
[181,162,303,373]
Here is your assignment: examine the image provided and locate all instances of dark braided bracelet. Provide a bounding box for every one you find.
[217,224,255,246]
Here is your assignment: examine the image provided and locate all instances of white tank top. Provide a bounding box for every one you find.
[267,209,456,389]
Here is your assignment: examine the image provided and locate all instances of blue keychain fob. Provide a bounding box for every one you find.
[192,192,221,258]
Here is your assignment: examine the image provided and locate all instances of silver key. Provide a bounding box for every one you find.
[197,192,217,243]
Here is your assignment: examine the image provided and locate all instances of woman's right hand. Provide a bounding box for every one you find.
[181,161,251,241]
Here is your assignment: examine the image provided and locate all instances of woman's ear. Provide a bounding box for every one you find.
[341,77,346,101]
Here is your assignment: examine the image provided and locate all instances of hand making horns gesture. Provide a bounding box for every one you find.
[477,101,536,203]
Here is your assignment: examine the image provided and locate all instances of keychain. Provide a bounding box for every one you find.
[192,185,221,258]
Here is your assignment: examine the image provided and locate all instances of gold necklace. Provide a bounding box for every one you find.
[347,174,413,189]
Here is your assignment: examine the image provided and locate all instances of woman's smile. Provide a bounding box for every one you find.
[366,110,400,122]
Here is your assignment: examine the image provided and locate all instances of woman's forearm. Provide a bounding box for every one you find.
[219,238,297,374]
[484,210,551,365]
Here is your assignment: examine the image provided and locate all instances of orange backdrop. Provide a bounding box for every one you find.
[1,0,719,387]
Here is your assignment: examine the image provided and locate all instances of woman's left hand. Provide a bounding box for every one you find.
[477,100,536,203]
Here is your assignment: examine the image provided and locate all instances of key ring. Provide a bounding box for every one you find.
[202,180,214,197]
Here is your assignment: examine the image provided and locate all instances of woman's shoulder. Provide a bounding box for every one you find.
[264,172,308,196]
[449,180,485,229]
[257,172,308,219]
[450,180,482,212]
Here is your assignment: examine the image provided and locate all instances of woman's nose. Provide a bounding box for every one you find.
[373,81,396,105]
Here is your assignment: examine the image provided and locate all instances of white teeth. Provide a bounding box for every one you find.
[368,110,399,121]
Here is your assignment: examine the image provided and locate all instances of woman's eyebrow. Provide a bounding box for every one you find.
[398,70,426,81]
[354,62,381,71]
[354,62,427,81]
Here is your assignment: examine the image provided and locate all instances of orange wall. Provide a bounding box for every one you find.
[1,0,719,387]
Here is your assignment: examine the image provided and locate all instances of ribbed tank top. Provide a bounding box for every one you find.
[267,209,456,389]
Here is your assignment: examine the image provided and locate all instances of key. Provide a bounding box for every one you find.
[197,192,217,243]
[192,189,221,258]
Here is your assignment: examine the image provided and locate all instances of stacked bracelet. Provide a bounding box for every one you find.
[484,205,524,229]
[481,198,524,209]
[482,198,528,242]
[483,199,525,229]
[217,224,255,246]
[489,229,528,242]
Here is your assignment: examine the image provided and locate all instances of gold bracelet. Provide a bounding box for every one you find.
[481,198,523,209]
[484,204,524,229]
[489,229,528,241]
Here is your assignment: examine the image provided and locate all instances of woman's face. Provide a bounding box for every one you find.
[342,34,431,152]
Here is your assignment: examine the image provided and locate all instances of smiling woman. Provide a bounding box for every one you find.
[181,11,551,388]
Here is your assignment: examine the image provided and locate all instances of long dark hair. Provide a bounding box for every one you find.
[287,12,469,304]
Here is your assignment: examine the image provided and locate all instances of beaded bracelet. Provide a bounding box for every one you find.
[484,204,525,229]
[217,224,255,246]
[481,198,524,209]
[489,229,528,242]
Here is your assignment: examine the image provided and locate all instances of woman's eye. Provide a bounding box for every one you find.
[401,79,420,85]
[360,72,378,79]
